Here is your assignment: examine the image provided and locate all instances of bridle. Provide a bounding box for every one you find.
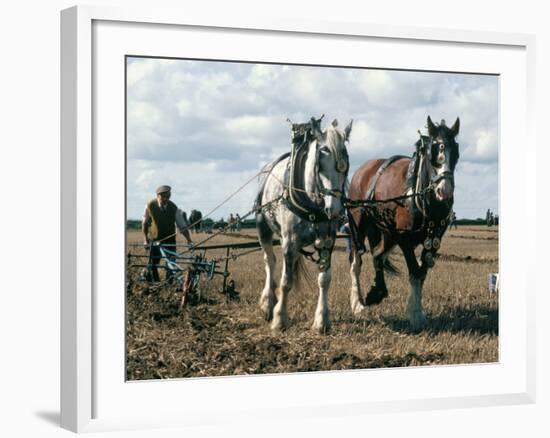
[286,117,349,223]
[431,170,454,188]
[418,135,457,193]
[315,140,349,201]
[284,117,350,270]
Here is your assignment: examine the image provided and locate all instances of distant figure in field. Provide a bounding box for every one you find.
[189,209,203,233]
[486,209,494,227]
[235,213,241,232]
[228,213,235,232]
[450,211,458,229]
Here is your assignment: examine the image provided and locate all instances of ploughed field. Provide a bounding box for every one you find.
[126,225,499,380]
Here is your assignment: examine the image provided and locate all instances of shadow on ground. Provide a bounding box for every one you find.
[383,305,498,336]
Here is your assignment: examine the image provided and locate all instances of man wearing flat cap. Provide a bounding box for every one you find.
[142,185,193,282]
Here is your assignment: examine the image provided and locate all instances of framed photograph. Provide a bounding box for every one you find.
[61,5,536,433]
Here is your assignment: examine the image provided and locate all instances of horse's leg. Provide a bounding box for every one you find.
[365,253,389,305]
[313,264,332,334]
[364,224,390,305]
[272,238,295,331]
[349,249,365,315]
[260,243,277,321]
[257,215,276,321]
[399,241,428,329]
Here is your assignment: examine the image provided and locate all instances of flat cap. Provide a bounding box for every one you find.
[156,185,172,195]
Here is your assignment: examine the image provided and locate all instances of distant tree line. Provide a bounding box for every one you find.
[454,218,495,226]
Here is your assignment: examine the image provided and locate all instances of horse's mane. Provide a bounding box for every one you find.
[326,125,345,147]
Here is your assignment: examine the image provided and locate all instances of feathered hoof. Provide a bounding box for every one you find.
[365,285,388,306]
[351,301,366,316]
[312,318,331,335]
[271,312,289,332]
[259,293,275,321]
[271,307,290,332]
[408,311,428,331]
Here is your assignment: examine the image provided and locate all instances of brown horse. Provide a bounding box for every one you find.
[347,116,460,329]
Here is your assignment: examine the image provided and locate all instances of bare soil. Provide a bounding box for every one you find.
[126,225,499,380]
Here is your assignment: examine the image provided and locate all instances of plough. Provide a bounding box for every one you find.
[127,238,280,309]
[127,233,350,309]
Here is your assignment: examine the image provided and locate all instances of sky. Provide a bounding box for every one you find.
[126,57,499,221]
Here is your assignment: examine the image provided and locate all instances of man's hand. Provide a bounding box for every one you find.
[182,229,193,246]
[143,239,150,249]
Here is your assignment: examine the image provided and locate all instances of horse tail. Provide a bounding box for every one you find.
[293,254,309,290]
[382,253,400,276]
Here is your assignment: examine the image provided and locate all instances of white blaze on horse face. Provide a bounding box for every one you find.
[318,156,344,218]
[434,139,453,201]
[315,125,349,219]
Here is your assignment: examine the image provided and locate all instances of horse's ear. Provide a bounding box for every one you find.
[310,117,324,141]
[344,120,353,142]
[450,117,460,137]
[427,116,438,137]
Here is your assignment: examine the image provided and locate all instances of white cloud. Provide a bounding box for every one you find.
[247,64,281,88]
[356,70,396,107]
[126,57,499,219]
[464,128,498,161]
[223,115,282,146]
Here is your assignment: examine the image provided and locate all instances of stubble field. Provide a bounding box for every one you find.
[126,225,498,380]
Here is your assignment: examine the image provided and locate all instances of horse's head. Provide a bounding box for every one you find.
[426,116,460,202]
[310,118,352,220]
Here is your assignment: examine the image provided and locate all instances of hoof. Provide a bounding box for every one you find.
[259,293,275,321]
[408,311,428,330]
[271,312,289,331]
[312,322,331,335]
[351,301,365,316]
[365,285,388,306]
[312,312,331,334]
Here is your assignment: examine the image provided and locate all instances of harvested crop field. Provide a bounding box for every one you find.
[126,225,498,380]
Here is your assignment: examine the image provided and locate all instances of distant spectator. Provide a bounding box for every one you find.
[486,209,494,227]
[450,211,458,229]
[235,213,241,232]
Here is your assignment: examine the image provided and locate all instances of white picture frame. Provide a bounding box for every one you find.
[60,5,536,433]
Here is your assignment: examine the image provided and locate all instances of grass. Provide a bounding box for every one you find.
[126,225,499,380]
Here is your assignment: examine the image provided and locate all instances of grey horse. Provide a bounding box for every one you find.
[255,116,352,333]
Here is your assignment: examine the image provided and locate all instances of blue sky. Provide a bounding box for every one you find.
[126,57,498,221]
